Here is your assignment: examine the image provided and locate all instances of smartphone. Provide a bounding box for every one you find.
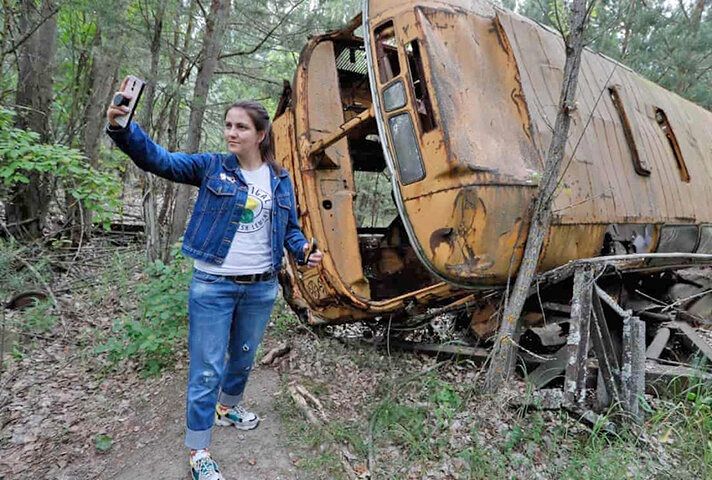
[113,75,145,129]
[299,237,318,265]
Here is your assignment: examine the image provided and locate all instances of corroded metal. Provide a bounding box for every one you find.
[273,0,712,331]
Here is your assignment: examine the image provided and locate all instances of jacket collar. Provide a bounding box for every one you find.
[222,153,288,178]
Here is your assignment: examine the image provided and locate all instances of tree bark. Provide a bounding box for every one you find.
[484,0,593,393]
[68,24,122,245]
[140,1,166,262]
[164,0,231,259]
[7,0,58,239]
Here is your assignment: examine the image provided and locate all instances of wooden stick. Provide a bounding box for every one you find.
[260,343,291,365]
[564,266,594,407]
[287,385,321,426]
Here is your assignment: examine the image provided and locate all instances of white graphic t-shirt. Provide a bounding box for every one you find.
[194,163,273,275]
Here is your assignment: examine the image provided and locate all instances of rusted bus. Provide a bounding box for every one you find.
[273,0,712,329]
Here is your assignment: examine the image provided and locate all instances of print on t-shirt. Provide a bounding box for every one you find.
[239,184,272,233]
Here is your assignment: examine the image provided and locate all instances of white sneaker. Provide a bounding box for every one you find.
[190,450,225,480]
[215,403,259,430]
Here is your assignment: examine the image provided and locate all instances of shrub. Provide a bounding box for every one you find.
[95,252,191,376]
[0,107,121,229]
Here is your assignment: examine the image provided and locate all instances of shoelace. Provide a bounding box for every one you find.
[194,457,219,478]
[234,405,248,417]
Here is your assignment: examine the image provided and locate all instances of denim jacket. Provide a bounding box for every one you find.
[106,122,307,269]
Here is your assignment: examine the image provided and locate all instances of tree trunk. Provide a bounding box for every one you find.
[140,1,166,262]
[484,0,592,392]
[68,25,122,245]
[7,0,58,239]
[164,0,231,260]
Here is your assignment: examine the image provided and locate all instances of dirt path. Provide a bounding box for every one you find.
[103,365,298,480]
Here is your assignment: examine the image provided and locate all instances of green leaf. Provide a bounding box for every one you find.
[94,434,113,453]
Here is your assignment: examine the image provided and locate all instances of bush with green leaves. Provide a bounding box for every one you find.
[95,252,191,376]
[0,107,121,229]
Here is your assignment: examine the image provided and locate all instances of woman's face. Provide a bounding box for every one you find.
[224,107,265,157]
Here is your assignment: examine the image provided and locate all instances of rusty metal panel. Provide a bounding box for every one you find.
[408,186,532,284]
[538,225,607,272]
[364,3,542,286]
[496,8,712,226]
[301,39,371,299]
[413,6,540,178]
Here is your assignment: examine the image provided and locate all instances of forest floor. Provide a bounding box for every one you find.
[0,240,710,479]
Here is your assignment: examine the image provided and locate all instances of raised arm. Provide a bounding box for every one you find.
[106,122,210,187]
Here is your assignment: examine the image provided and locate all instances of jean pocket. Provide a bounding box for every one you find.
[192,269,223,284]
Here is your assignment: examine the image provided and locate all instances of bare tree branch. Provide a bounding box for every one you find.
[0,1,62,57]
[214,69,281,85]
[218,0,306,60]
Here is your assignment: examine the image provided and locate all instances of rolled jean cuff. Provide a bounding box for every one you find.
[218,391,243,407]
[185,426,212,450]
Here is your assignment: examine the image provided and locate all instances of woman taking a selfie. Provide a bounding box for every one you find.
[106,78,322,480]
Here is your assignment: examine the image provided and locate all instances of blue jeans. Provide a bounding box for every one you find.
[184,268,278,449]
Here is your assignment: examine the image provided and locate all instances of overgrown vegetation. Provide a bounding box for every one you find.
[1,239,189,377]
[276,334,712,479]
[94,250,191,377]
[0,239,52,296]
[0,108,122,229]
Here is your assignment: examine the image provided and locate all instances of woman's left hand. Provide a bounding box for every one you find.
[303,242,323,268]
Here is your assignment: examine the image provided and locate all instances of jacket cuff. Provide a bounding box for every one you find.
[105,121,132,143]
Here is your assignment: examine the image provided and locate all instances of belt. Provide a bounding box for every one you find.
[226,270,276,283]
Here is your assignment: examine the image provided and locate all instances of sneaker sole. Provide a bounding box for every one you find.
[214,417,260,430]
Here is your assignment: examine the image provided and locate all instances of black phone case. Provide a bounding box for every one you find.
[299,238,318,265]
[115,76,145,129]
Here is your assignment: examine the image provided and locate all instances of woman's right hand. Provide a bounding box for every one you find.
[106,77,132,128]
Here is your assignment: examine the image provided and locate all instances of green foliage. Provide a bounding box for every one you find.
[516,0,712,109]
[651,380,712,478]
[94,433,113,453]
[373,401,429,458]
[270,295,301,337]
[0,108,121,229]
[94,252,191,376]
[18,300,58,333]
[353,170,398,228]
[0,239,52,297]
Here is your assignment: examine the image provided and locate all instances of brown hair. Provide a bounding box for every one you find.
[224,100,282,173]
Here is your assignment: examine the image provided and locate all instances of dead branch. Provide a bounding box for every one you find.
[295,384,327,421]
[0,1,62,57]
[485,0,594,393]
[288,383,327,424]
[287,384,321,425]
[218,0,306,60]
[260,342,291,365]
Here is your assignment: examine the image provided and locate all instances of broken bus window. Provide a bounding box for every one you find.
[374,21,401,83]
[405,40,436,133]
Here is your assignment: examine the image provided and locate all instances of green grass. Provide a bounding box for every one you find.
[0,239,53,298]
[277,349,712,479]
[269,294,301,337]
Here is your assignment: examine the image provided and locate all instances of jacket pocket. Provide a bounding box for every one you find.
[202,175,241,214]
[206,176,238,196]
